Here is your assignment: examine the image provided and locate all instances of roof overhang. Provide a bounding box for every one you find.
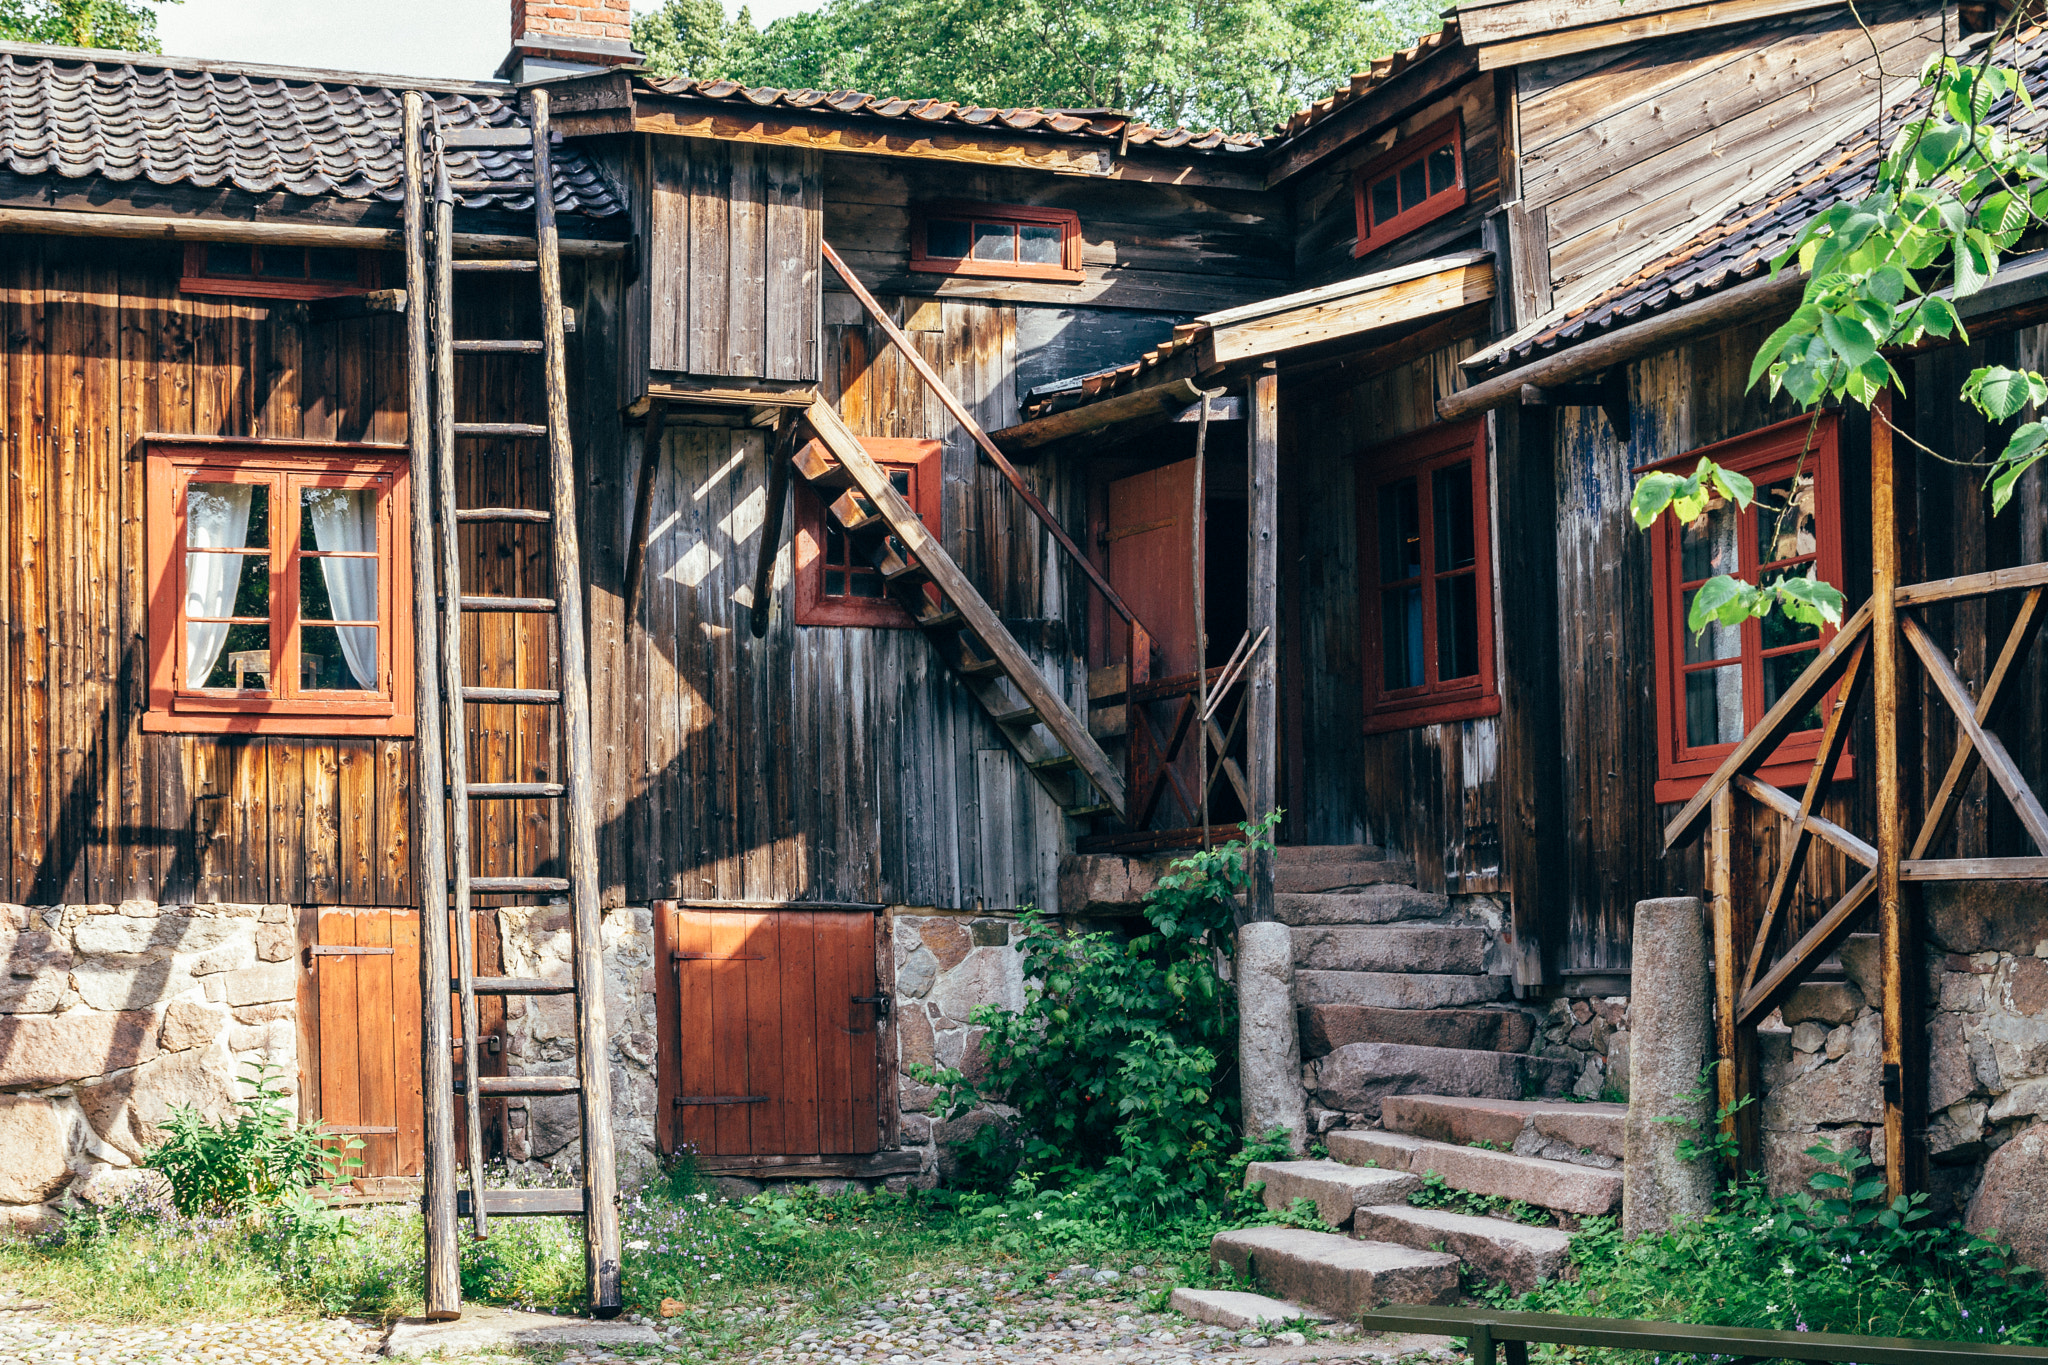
[1456,0,1847,70]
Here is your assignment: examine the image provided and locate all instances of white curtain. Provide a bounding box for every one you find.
[184,483,255,688]
[308,489,378,689]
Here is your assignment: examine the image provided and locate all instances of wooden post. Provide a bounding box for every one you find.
[1708,786,1759,1174]
[749,416,797,639]
[1247,365,1279,920]
[1872,389,1917,1201]
[622,400,669,624]
[401,90,461,1322]
[532,88,624,1316]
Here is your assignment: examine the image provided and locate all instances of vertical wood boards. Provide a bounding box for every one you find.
[311,907,426,1178]
[647,136,821,383]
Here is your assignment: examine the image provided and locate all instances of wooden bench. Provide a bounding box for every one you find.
[1357,1305,2048,1363]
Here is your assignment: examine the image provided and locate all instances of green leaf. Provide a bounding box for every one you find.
[1707,462,1754,509]
[1774,571,1846,627]
[1819,309,1878,370]
[1989,422,2048,513]
[1631,471,1685,529]
[1917,294,1963,340]
[1748,304,1822,390]
[1867,262,1912,305]
[1687,575,1757,634]
[1963,366,2047,421]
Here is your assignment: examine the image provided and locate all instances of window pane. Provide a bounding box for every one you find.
[926,219,972,260]
[1432,462,1475,572]
[1382,585,1424,691]
[1680,587,1742,664]
[300,556,377,623]
[1756,472,1818,565]
[1378,477,1421,583]
[301,625,376,691]
[204,244,253,277]
[848,572,883,599]
[188,481,265,548]
[301,487,375,553]
[1677,494,1735,582]
[1758,568,1822,651]
[186,552,269,620]
[194,624,271,691]
[972,222,1017,261]
[1763,649,1824,729]
[1399,159,1427,211]
[1018,223,1062,265]
[825,570,845,595]
[888,469,911,497]
[306,248,358,283]
[826,522,848,569]
[1437,573,1479,681]
[1426,143,1459,197]
[1685,663,1743,748]
[1370,177,1399,226]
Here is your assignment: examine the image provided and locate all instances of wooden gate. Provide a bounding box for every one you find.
[653,904,883,1158]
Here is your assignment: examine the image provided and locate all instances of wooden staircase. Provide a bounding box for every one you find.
[796,400,1128,820]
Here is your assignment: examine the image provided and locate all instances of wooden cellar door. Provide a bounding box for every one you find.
[653,906,882,1158]
[1103,460,1201,676]
[304,908,426,1179]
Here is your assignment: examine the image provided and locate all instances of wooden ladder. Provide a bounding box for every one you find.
[795,398,1129,820]
[400,89,622,1320]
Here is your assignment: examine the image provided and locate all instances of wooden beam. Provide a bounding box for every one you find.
[1738,870,1878,1027]
[1901,614,2048,853]
[1261,43,1479,188]
[1246,366,1279,922]
[991,379,1203,456]
[749,417,798,639]
[1893,560,2048,606]
[622,400,669,625]
[1472,0,1847,68]
[1911,587,2046,859]
[1709,788,1760,1174]
[1902,857,2048,880]
[1200,259,1495,369]
[1871,388,1913,1204]
[0,203,631,257]
[642,376,820,410]
[1733,774,1878,868]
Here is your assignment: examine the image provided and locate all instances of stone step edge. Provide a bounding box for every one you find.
[1379,1094,1626,1164]
[1168,1287,1332,1330]
[1324,1129,1624,1217]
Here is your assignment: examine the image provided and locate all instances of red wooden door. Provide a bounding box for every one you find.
[306,908,425,1177]
[654,906,881,1157]
[1103,460,1202,676]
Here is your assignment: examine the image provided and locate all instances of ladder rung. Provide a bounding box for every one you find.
[455,977,576,996]
[466,782,565,799]
[461,686,561,704]
[454,260,539,273]
[468,876,572,894]
[449,178,537,193]
[454,339,545,354]
[457,507,551,524]
[441,126,534,149]
[459,595,556,613]
[454,1075,581,1097]
[990,703,1039,727]
[455,422,549,439]
[455,1189,585,1218]
[916,609,964,633]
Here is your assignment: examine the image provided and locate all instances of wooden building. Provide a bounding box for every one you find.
[0,0,2045,1261]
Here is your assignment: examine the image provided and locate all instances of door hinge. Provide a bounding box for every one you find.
[852,994,891,1018]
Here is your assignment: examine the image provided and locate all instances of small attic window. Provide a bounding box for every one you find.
[182,244,376,300]
[1352,116,1467,258]
[911,202,1084,283]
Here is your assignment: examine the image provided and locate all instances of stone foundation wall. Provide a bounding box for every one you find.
[891,912,1027,1186]
[0,901,299,1227]
[1536,994,1632,1102]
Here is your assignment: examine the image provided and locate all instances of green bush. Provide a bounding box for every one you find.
[146,1061,362,1226]
[917,818,1276,1218]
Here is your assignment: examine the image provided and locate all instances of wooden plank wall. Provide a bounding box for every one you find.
[1515,3,1952,313]
[595,293,1075,909]
[1289,70,1502,290]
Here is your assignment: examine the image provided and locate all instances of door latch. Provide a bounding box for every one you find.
[852,994,891,1019]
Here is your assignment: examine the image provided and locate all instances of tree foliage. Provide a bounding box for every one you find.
[0,0,174,51]
[633,0,1438,135]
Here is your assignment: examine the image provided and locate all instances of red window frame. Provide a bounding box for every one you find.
[793,437,944,628]
[1352,115,1468,258]
[1645,413,1848,803]
[1357,418,1499,733]
[910,201,1085,283]
[145,438,413,736]
[180,243,377,300]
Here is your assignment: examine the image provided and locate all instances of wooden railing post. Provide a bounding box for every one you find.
[1708,786,1759,1175]
[1246,365,1279,921]
[1872,389,1918,1201]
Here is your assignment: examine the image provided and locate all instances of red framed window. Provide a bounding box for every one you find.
[910,202,1084,283]
[1646,413,1847,803]
[794,436,943,628]
[145,439,413,735]
[181,243,376,300]
[1352,116,1467,258]
[1358,419,1498,732]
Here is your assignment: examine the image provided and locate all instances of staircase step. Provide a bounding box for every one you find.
[1275,859,1417,894]
[1382,1095,1626,1164]
[1167,1288,1330,1330]
[1328,1130,1623,1216]
[1292,925,1487,974]
[1296,971,1508,1010]
[1309,1043,1575,1121]
[1273,844,1390,864]
[1274,886,1454,926]
[1300,1005,1536,1059]
[1350,1204,1574,1293]
[1243,1159,1418,1228]
[1208,1227,1458,1319]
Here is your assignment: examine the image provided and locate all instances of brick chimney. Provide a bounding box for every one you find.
[498,0,641,83]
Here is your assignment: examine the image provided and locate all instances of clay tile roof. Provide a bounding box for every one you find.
[637,74,1267,154]
[0,41,626,219]
[1269,23,1457,143]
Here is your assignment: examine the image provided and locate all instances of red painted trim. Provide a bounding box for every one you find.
[1352,115,1467,259]
[145,441,413,737]
[1356,418,1498,734]
[793,437,944,629]
[1645,412,1847,794]
[910,201,1085,283]
[180,243,377,300]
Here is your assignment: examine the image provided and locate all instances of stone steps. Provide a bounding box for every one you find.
[1208,1227,1460,1318]
[1291,925,1488,974]
[1381,1094,1625,1166]
[1299,1005,1536,1058]
[1296,970,1510,1010]
[1274,859,1418,895]
[1273,886,1458,926]
[1274,844,1390,864]
[1350,1203,1574,1293]
[1168,1288,1330,1330]
[1327,1129,1623,1216]
[1308,1042,1575,1121]
[1242,1159,1418,1227]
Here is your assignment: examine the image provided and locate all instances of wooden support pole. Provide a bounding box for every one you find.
[749,417,798,639]
[1709,786,1759,1174]
[401,91,461,1322]
[1872,389,1917,1202]
[622,400,668,625]
[1246,365,1279,921]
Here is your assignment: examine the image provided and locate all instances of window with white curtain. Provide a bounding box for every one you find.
[145,442,412,735]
